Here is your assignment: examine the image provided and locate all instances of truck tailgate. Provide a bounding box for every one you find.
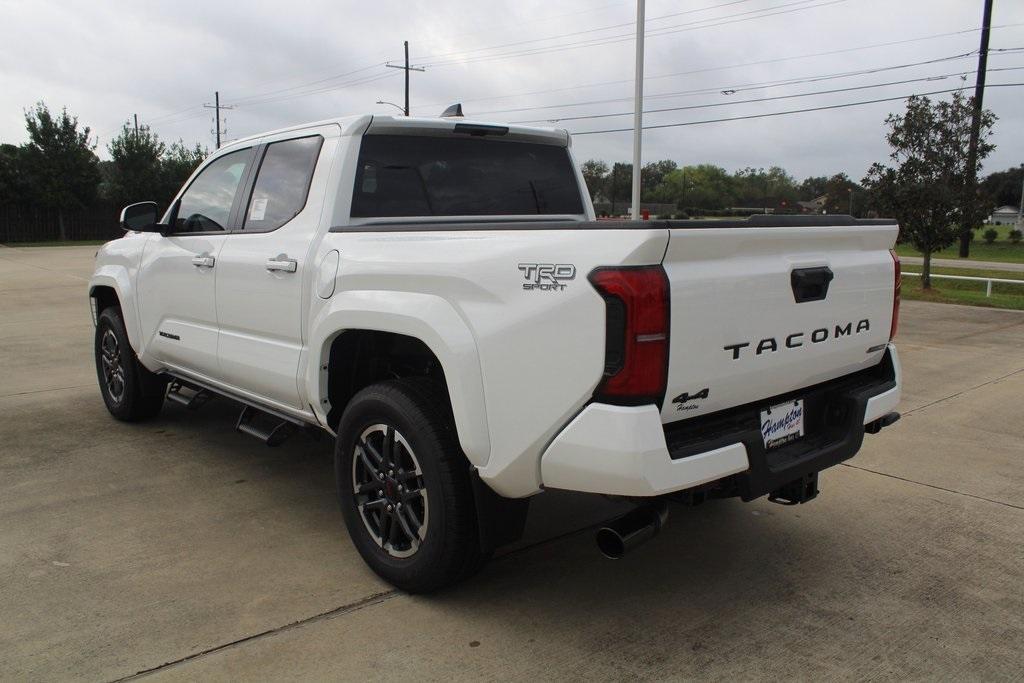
[661,221,898,424]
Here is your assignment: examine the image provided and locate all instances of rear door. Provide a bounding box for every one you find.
[137,147,255,378]
[214,129,331,410]
[660,220,898,424]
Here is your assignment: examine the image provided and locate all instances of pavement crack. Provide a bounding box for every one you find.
[841,463,1024,512]
[0,384,94,399]
[948,318,1024,343]
[902,367,1024,416]
[108,590,400,682]
[108,519,606,681]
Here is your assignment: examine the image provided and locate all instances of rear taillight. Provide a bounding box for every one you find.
[890,249,901,340]
[589,266,670,406]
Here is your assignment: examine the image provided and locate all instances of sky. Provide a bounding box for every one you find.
[1,0,1022,182]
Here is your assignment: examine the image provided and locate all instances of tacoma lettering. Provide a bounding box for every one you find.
[724,319,872,360]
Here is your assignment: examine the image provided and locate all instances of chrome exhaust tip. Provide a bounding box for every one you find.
[595,502,669,559]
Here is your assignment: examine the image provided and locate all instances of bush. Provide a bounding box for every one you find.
[983,228,999,244]
[1010,228,1023,244]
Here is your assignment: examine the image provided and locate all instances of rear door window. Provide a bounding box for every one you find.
[351,135,584,218]
[243,136,323,231]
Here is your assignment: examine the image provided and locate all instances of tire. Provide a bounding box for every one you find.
[335,378,486,593]
[94,306,167,421]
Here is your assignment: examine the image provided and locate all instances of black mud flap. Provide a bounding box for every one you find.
[470,469,530,554]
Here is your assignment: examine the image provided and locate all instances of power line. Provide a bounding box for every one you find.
[419,24,1024,110]
[480,50,982,118]
[420,0,849,68]
[570,82,1024,135]
[230,62,388,105]
[411,0,760,63]
[511,66,1024,124]
[233,70,399,108]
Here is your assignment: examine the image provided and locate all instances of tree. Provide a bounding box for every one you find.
[19,102,101,239]
[863,92,996,289]
[640,159,678,201]
[653,164,736,210]
[0,143,29,205]
[799,176,829,200]
[580,159,609,202]
[607,162,632,215]
[822,173,864,216]
[107,121,165,207]
[981,165,1024,208]
[732,166,798,211]
[160,141,207,203]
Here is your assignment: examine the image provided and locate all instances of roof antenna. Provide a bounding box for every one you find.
[440,103,464,118]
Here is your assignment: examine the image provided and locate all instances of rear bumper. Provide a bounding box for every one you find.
[541,345,900,498]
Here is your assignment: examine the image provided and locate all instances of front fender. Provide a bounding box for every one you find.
[307,290,491,467]
[89,266,143,354]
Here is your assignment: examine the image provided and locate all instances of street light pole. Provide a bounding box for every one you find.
[376,100,406,114]
[630,0,645,221]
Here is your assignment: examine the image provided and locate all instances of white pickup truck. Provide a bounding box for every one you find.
[89,113,902,592]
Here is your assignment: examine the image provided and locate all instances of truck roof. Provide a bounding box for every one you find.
[224,114,571,150]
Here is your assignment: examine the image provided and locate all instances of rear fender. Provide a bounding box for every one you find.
[308,290,490,466]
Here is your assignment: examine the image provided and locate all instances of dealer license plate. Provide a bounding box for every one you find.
[760,399,805,449]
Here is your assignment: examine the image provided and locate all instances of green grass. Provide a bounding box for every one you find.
[895,223,1024,264]
[901,264,1024,311]
[1,239,110,247]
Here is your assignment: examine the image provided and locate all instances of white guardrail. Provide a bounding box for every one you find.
[903,271,1024,297]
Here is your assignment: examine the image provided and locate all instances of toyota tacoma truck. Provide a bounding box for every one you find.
[89,113,902,592]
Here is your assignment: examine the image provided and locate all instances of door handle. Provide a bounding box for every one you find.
[266,255,298,273]
[191,254,215,268]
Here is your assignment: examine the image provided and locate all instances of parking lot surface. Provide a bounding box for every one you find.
[2,244,1022,681]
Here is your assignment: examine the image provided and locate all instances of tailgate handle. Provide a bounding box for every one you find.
[791,266,834,303]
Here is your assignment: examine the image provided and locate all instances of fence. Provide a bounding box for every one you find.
[903,271,1024,297]
[0,204,123,243]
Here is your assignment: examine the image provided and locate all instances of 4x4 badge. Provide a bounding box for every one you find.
[673,387,709,411]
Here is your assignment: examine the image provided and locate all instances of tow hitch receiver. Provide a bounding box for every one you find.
[865,411,901,434]
[768,472,819,505]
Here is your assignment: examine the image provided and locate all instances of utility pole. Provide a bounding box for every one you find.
[630,0,645,221]
[386,41,425,116]
[133,114,139,141]
[959,0,994,257]
[203,91,234,148]
[1018,169,1023,227]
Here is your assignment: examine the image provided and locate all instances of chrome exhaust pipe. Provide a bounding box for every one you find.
[595,502,668,559]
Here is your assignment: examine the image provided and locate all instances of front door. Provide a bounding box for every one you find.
[137,147,254,380]
[215,133,328,410]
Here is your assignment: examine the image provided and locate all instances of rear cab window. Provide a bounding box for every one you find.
[351,134,584,218]
[243,135,323,231]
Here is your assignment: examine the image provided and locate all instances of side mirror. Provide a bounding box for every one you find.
[120,201,160,232]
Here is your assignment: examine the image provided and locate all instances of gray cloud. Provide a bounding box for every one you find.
[1,0,1021,180]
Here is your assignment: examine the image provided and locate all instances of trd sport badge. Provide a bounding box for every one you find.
[518,263,576,291]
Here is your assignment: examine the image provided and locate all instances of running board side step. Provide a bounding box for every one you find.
[235,405,294,447]
[166,380,213,410]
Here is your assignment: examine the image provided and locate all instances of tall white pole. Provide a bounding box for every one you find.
[631,0,645,220]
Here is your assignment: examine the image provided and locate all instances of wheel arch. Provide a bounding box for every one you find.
[309,292,491,467]
[89,267,143,353]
